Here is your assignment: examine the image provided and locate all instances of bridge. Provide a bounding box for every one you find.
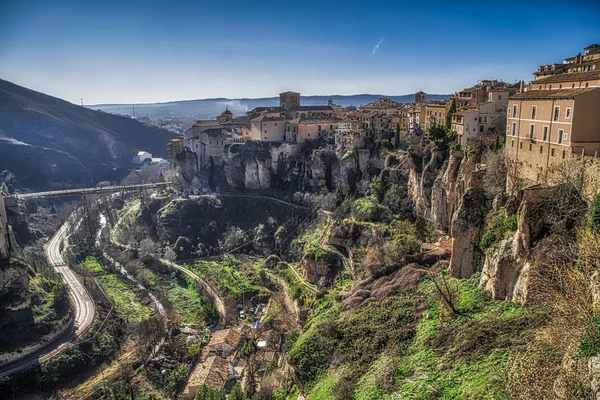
[11,181,174,200]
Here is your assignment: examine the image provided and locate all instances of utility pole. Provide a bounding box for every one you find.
[132,104,136,118]
[81,98,84,107]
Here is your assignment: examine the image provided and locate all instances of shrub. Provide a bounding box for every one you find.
[479,213,518,252]
[353,198,388,222]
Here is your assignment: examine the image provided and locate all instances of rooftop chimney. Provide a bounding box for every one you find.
[519,80,524,94]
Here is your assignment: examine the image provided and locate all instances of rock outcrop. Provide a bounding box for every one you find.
[449,171,489,278]
[480,184,586,304]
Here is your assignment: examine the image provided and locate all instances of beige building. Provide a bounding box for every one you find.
[506,87,600,184]
[452,89,509,146]
[419,102,448,131]
[186,127,231,166]
[534,44,600,80]
[250,115,287,141]
[284,117,341,142]
[505,45,600,186]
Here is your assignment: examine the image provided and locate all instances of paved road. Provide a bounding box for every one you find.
[0,219,95,377]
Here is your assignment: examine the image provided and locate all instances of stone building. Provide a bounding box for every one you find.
[415,90,427,104]
[419,101,449,132]
[451,88,509,146]
[534,44,600,80]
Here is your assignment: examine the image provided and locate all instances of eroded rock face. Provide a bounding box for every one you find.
[173,148,199,184]
[0,259,32,311]
[406,144,447,221]
[226,142,273,190]
[449,173,488,278]
[480,235,521,301]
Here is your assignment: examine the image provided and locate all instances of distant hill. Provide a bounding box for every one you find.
[0,79,176,191]
[89,93,451,121]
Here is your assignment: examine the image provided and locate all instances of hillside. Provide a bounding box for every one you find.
[89,93,451,121]
[0,79,176,191]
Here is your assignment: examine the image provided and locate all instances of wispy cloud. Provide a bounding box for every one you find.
[371,37,385,55]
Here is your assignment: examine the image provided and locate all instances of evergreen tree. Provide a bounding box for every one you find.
[394,123,401,149]
[446,98,456,129]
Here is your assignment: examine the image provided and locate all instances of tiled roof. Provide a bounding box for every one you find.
[291,105,334,111]
[230,116,250,124]
[204,128,226,138]
[532,70,600,84]
[510,87,599,100]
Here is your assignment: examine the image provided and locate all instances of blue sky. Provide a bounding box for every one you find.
[1,0,599,104]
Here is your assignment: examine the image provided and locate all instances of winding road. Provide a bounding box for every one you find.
[0,217,95,377]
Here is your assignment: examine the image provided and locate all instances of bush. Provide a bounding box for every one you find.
[353,198,388,222]
[479,213,518,252]
[241,339,257,358]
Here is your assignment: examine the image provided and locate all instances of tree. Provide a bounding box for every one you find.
[229,384,247,400]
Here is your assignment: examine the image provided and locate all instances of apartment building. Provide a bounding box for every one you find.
[506,87,600,183]
[505,45,600,186]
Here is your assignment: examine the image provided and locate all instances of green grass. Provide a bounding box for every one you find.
[80,257,151,322]
[188,255,260,298]
[306,373,338,400]
[291,271,545,400]
[159,272,218,325]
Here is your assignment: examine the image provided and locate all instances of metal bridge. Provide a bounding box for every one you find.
[10,182,174,200]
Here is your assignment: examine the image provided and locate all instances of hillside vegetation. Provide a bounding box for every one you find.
[0,78,175,190]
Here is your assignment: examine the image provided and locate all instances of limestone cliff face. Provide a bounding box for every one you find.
[480,185,586,304]
[449,171,489,278]
[173,148,199,184]
[405,144,447,220]
[226,141,274,190]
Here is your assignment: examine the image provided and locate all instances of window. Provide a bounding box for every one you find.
[512,122,516,136]
[479,125,484,133]
[484,116,487,123]
[318,125,322,131]
[513,105,518,116]
[551,148,555,156]
[540,146,543,154]
[531,105,537,119]
[507,124,510,133]
[508,108,511,115]
[586,83,589,87]
[274,122,277,126]
[529,143,533,151]
[549,85,552,89]
[558,129,564,144]
[499,95,502,100]
[553,107,560,121]
[511,140,514,147]
[565,108,571,119]
[543,126,548,141]
[529,124,535,139]
[559,84,562,89]
[562,151,566,159]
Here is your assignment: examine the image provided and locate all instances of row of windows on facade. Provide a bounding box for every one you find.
[509,105,571,121]
[507,122,568,143]
[511,139,567,159]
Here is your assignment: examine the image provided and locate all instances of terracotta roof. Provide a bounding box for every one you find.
[532,70,600,84]
[510,87,599,100]
[204,128,226,138]
[291,105,334,112]
[187,356,230,391]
